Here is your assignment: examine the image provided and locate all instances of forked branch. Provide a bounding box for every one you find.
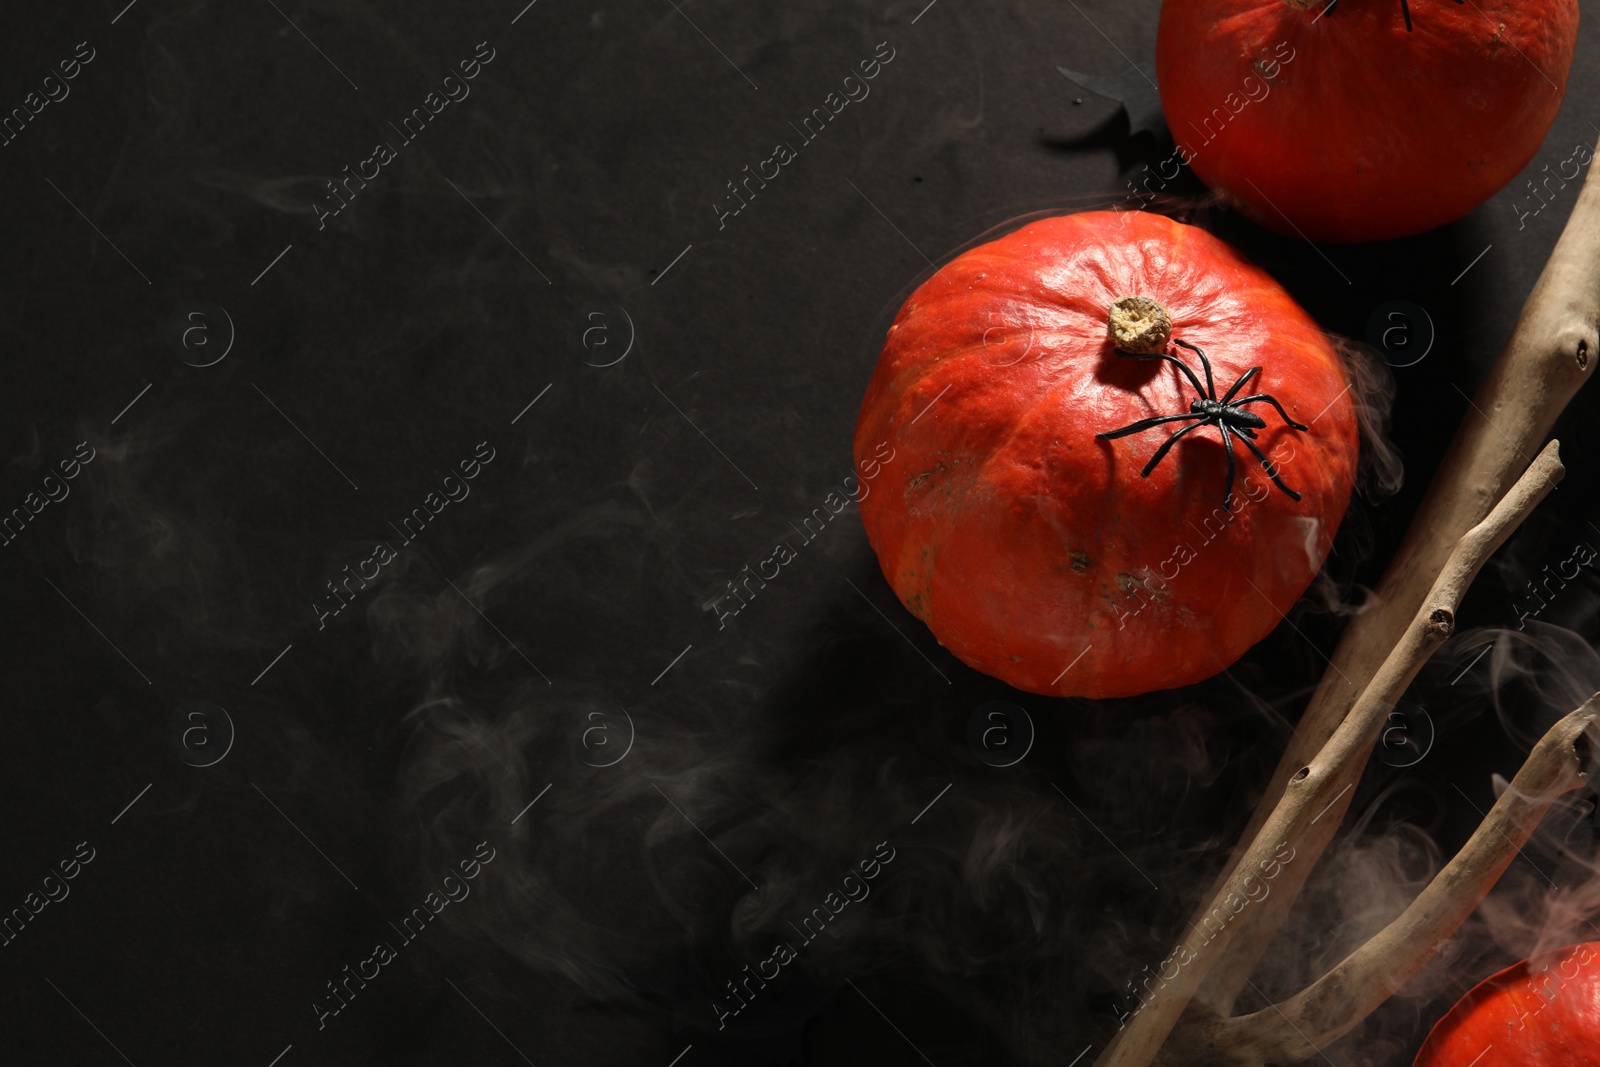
[1193,129,1600,1020]
[1096,442,1566,1067]
[1157,693,1600,1067]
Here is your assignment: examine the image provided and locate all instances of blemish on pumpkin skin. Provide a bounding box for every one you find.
[908,461,950,489]
[1070,550,1090,574]
[1113,571,1173,604]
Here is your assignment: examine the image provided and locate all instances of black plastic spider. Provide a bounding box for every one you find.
[1096,338,1308,509]
[1320,0,1464,33]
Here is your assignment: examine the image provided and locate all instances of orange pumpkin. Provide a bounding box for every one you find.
[852,211,1358,698]
[1155,0,1579,243]
[1414,941,1600,1066]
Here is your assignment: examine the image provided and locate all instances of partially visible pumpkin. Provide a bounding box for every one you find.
[853,210,1359,699]
[1155,0,1579,243]
[1413,941,1600,1066]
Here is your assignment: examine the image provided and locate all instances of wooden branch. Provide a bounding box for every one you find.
[1155,693,1600,1067]
[1096,443,1566,1067]
[1193,131,1600,1018]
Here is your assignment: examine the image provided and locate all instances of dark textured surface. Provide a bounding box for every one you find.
[2,2,1599,1065]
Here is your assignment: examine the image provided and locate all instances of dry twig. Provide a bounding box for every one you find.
[1159,694,1600,1067]
[1097,443,1567,1067]
[1194,130,1600,1021]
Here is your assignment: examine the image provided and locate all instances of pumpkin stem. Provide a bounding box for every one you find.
[1107,296,1173,355]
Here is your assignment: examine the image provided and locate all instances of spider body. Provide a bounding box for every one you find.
[1097,338,1308,509]
[1192,397,1264,428]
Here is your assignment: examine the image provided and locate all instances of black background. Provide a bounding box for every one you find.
[3,1,1600,1065]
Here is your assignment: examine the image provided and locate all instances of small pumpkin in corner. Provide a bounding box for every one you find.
[853,210,1359,698]
[1413,941,1600,1066]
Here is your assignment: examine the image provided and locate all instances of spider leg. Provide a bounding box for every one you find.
[1095,412,1207,440]
[1172,339,1218,400]
[1233,394,1310,431]
[1220,367,1261,405]
[1237,432,1302,501]
[1218,424,1238,509]
[1140,419,1211,478]
[1112,349,1209,402]
[1400,0,1413,31]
